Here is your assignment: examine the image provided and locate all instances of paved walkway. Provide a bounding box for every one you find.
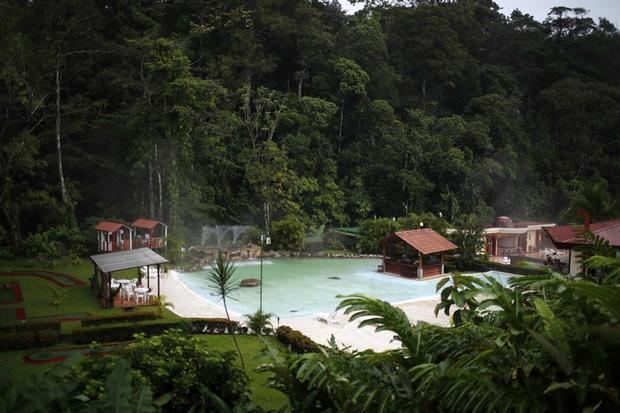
[163,270,450,352]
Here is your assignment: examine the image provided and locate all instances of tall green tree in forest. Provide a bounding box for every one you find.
[333,58,369,153]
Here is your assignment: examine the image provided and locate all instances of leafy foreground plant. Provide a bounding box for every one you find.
[71,329,251,413]
[0,353,168,413]
[259,274,620,412]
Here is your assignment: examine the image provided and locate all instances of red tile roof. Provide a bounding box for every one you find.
[544,218,620,247]
[95,221,129,233]
[133,218,166,230]
[382,229,458,255]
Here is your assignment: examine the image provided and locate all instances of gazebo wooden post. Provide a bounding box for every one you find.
[418,254,424,279]
[382,245,386,268]
[107,271,112,308]
[146,265,150,288]
[157,264,161,298]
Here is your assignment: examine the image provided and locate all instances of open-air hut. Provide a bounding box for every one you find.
[133,218,168,249]
[95,221,133,252]
[89,248,168,308]
[380,229,457,279]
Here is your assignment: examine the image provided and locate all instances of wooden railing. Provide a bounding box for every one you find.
[422,263,442,277]
[100,241,131,252]
[385,261,418,278]
[384,261,443,278]
[134,237,165,249]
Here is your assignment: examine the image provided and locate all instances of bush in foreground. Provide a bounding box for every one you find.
[72,329,250,412]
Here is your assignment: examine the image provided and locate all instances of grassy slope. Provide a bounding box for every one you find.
[0,257,288,410]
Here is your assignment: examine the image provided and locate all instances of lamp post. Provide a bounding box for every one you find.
[259,233,271,314]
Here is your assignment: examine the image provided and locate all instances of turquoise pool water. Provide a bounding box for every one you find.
[178,258,513,318]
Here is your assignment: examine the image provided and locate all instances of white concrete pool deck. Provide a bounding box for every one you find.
[162,270,451,352]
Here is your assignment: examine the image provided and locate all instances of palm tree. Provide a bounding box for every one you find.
[243,309,274,335]
[563,179,618,222]
[207,251,245,370]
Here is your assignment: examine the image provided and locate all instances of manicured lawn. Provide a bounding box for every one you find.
[196,335,289,411]
[0,335,289,411]
[0,257,178,323]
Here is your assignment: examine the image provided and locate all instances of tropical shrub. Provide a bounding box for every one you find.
[244,309,274,335]
[449,214,486,269]
[275,326,318,353]
[72,329,250,412]
[271,215,306,251]
[356,217,400,253]
[21,225,85,262]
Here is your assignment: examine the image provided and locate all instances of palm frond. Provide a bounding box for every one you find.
[336,294,415,350]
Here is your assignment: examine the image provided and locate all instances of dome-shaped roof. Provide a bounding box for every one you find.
[494,216,514,228]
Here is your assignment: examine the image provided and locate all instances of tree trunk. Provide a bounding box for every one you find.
[148,160,154,218]
[421,77,427,98]
[55,52,68,205]
[297,78,303,97]
[223,297,246,370]
[155,144,163,220]
[338,98,344,155]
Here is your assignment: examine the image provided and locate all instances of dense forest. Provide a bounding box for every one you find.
[1,0,619,249]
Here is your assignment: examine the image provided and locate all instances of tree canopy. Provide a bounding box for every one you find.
[1,0,619,248]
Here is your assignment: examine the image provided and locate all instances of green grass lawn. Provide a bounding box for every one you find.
[0,257,179,323]
[197,335,289,411]
[0,335,289,411]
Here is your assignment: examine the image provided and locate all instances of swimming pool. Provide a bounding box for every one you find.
[178,258,513,318]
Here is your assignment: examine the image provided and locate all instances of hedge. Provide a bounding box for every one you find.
[81,311,160,327]
[73,318,249,344]
[472,260,548,276]
[276,326,318,353]
[188,318,246,334]
[73,321,185,344]
[0,329,58,351]
[0,319,61,334]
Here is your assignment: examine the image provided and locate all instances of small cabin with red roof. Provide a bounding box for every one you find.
[95,221,133,252]
[380,229,457,279]
[132,218,168,250]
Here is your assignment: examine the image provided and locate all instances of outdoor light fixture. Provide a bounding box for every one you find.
[420,222,424,228]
